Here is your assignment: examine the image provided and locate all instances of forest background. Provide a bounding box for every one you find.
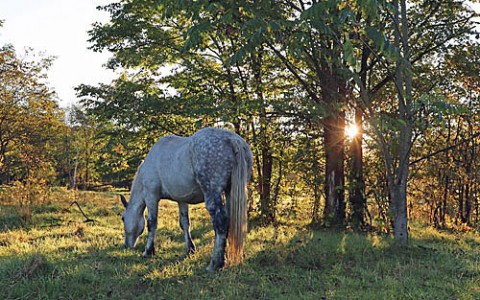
[1,0,480,245]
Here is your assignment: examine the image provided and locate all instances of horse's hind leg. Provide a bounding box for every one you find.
[178,202,196,255]
[205,192,229,272]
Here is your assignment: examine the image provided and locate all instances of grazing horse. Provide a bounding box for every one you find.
[120,128,252,271]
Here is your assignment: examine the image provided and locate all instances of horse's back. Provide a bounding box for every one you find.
[191,128,249,152]
[143,134,203,203]
[142,128,251,202]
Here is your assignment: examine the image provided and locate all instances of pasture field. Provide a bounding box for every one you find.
[0,188,479,299]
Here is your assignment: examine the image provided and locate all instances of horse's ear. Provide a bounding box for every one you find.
[120,195,128,208]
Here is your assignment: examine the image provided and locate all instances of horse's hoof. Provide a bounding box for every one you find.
[186,246,196,256]
[142,249,155,257]
[206,262,224,272]
[206,265,215,273]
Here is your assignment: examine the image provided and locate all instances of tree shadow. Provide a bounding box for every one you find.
[0,236,217,299]
[0,205,30,231]
[2,213,478,300]
[246,227,479,299]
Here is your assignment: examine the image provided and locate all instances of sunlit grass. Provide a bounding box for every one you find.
[0,188,479,299]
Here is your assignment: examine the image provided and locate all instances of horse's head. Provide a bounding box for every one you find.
[120,195,145,249]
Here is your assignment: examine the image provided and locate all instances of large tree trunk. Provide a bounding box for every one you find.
[251,49,275,224]
[389,118,412,245]
[388,0,412,245]
[323,110,346,225]
[349,107,365,228]
[389,178,409,244]
[260,146,274,223]
[440,118,452,228]
[322,67,346,226]
[349,44,369,228]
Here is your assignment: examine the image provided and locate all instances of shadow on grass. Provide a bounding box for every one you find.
[0,205,224,298]
[246,228,479,299]
[1,217,479,300]
[0,237,214,299]
[0,201,84,232]
[0,205,29,232]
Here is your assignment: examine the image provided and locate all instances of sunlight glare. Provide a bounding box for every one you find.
[345,124,359,139]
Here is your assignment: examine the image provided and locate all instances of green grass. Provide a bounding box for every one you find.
[0,189,479,299]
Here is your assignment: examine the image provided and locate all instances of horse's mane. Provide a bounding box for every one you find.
[130,160,144,198]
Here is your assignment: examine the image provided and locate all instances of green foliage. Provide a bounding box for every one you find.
[3,0,480,246]
[0,45,66,184]
[77,0,480,229]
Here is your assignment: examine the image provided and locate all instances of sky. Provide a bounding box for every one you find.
[0,0,117,108]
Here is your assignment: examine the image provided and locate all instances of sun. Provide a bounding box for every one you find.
[345,124,359,139]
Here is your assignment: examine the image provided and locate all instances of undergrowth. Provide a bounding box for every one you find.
[0,188,479,299]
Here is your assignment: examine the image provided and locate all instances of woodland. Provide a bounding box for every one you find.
[1,0,480,246]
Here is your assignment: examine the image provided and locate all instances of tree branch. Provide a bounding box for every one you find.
[410,131,480,166]
[70,201,96,223]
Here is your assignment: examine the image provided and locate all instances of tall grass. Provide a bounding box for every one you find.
[0,188,479,299]
[0,179,52,226]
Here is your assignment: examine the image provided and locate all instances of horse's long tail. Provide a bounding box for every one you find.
[227,138,249,266]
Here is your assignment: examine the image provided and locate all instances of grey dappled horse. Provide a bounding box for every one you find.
[120,128,252,272]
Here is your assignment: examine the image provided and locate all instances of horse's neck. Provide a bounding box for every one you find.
[130,191,146,209]
[129,168,146,211]
[128,194,146,217]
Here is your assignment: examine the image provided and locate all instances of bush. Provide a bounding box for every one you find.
[0,177,52,225]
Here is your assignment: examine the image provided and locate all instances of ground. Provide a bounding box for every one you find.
[0,188,479,299]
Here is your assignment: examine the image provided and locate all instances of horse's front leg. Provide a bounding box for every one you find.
[178,202,196,255]
[205,193,229,272]
[143,192,159,257]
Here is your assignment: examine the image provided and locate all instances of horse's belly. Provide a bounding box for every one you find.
[167,182,204,204]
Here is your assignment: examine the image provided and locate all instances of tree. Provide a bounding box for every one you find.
[354,0,479,242]
[80,0,480,236]
[0,44,64,184]
[80,0,299,224]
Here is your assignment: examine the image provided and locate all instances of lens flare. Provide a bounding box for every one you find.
[345,124,359,139]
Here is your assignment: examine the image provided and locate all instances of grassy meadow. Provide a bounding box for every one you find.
[0,187,479,299]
